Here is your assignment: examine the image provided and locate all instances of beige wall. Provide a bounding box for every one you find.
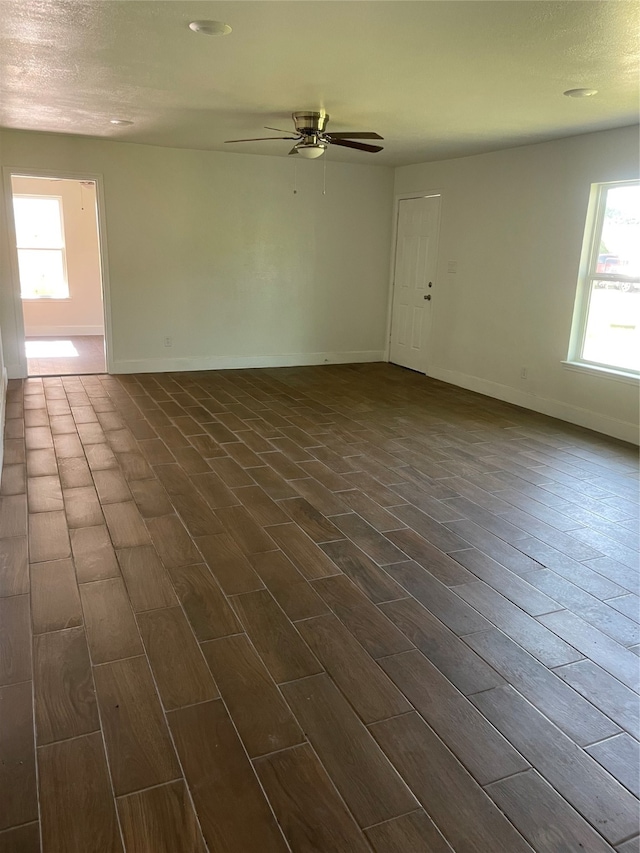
[0,130,394,376]
[394,125,640,443]
[12,176,104,336]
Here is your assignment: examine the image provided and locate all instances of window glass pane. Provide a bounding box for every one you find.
[597,184,640,278]
[17,249,68,299]
[576,181,640,374]
[13,197,64,249]
[582,282,640,372]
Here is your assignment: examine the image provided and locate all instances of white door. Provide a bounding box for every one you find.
[389,195,441,372]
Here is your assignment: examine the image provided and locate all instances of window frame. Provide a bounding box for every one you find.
[566,179,640,378]
[13,193,70,300]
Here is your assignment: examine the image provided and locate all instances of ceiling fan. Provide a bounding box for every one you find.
[225,111,383,159]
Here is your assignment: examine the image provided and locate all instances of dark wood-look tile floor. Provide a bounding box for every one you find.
[1,363,638,852]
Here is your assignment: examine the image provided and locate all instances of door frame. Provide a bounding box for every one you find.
[384,190,443,373]
[2,166,114,377]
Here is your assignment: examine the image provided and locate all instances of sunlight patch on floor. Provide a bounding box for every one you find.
[26,339,79,358]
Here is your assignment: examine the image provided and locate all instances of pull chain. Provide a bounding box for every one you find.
[293,161,298,195]
[323,154,326,196]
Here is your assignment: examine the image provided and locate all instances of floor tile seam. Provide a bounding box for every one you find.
[275,678,421,836]
[384,612,631,740]
[130,647,215,853]
[75,511,220,850]
[0,819,40,837]
[27,591,45,853]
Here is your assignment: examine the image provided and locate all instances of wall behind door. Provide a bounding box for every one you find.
[13,177,104,337]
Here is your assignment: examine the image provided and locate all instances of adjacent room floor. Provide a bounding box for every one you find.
[25,335,106,376]
[0,363,638,853]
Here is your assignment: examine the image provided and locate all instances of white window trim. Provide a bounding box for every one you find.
[561,359,639,386]
[567,180,639,379]
[14,193,70,300]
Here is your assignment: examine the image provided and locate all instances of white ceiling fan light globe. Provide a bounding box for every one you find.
[296,144,326,159]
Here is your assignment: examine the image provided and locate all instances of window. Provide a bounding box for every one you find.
[568,180,639,375]
[13,195,69,299]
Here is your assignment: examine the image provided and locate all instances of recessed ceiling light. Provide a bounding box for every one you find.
[563,88,598,98]
[189,20,232,36]
[110,119,133,126]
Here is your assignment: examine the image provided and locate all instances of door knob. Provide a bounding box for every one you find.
[424,294,431,301]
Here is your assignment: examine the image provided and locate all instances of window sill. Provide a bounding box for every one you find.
[562,360,640,385]
[21,297,71,302]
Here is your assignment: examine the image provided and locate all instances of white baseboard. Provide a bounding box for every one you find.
[112,350,386,375]
[0,367,8,478]
[24,325,104,337]
[427,365,639,445]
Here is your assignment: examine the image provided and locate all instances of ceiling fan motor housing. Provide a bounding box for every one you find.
[293,111,329,136]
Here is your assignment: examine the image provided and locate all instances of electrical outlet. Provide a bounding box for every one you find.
[520,367,528,379]
[164,337,173,348]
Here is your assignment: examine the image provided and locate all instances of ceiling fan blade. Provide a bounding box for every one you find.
[329,139,383,153]
[265,126,298,135]
[225,136,298,143]
[288,146,299,155]
[327,132,383,140]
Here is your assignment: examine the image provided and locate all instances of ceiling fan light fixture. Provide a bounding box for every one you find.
[226,111,382,156]
[295,143,326,159]
[189,20,232,36]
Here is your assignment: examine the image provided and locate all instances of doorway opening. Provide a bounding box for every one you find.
[10,175,107,376]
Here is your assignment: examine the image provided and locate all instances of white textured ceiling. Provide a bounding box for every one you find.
[0,1,638,166]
